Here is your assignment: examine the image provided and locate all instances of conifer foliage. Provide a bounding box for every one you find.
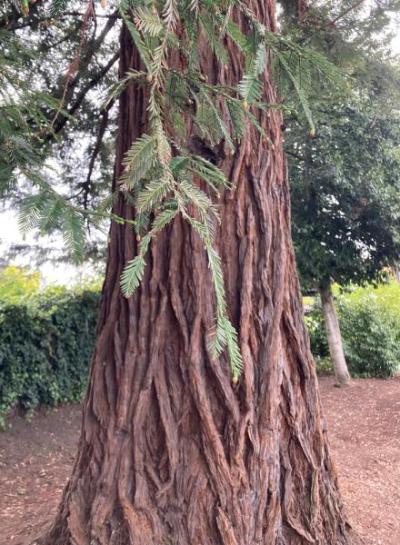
[113,0,335,379]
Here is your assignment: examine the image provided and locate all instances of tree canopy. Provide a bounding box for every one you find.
[283,2,400,289]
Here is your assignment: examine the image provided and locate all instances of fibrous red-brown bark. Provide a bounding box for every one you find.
[39,2,352,545]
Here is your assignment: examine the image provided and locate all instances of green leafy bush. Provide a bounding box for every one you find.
[339,298,400,378]
[0,287,99,427]
[305,282,400,378]
[304,308,329,361]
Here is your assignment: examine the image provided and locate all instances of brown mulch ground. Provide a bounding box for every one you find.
[0,376,399,545]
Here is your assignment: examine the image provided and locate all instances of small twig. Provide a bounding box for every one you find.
[48,50,119,139]
[82,98,115,209]
[327,0,367,27]
[46,1,96,135]
[286,149,305,161]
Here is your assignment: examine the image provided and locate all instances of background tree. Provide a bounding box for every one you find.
[0,0,118,264]
[290,103,400,384]
[282,2,400,385]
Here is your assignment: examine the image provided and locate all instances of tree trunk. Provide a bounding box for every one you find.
[319,283,350,386]
[39,3,352,545]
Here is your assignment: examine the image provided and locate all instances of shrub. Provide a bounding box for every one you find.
[339,298,400,378]
[304,307,329,361]
[304,282,400,378]
[0,287,100,427]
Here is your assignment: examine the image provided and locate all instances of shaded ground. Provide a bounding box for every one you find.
[0,376,399,545]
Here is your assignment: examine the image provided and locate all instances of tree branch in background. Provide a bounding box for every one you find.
[49,50,119,139]
[81,98,115,209]
[286,149,305,161]
[0,0,47,30]
[328,0,367,27]
[41,10,119,142]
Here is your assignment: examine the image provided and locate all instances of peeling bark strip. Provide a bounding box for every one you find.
[39,2,352,545]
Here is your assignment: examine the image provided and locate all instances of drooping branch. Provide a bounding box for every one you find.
[43,9,118,134]
[327,0,367,27]
[47,50,119,140]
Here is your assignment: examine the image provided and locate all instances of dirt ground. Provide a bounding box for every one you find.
[0,376,399,545]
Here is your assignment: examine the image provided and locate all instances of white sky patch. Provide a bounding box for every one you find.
[0,209,98,285]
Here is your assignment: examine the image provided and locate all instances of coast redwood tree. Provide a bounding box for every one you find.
[39,1,352,544]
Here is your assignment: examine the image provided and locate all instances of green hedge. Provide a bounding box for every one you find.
[305,283,400,378]
[0,288,100,427]
[1,279,398,426]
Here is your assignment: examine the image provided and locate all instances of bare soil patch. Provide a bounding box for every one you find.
[0,405,80,544]
[0,376,399,545]
[319,376,400,545]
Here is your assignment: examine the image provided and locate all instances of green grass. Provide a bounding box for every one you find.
[342,281,400,320]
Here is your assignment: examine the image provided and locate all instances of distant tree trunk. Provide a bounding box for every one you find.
[319,282,350,386]
[39,3,352,545]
